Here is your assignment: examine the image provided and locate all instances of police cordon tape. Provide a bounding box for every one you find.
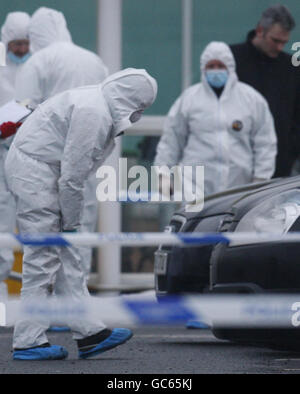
[1,231,300,249]
[1,231,300,328]
[2,293,300,328]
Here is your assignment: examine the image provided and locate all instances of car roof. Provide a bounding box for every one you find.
[176,176,300,220]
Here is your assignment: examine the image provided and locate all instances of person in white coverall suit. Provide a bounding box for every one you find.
[0,12,31,106]
[5,68,157,360]
[0,12,31,299]
[154,42,277,199]
[15,7,109,281]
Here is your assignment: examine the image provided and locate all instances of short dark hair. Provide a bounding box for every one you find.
[258,4,295,32]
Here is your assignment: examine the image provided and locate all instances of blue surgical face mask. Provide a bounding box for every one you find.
[205,69,229,89]
[7,51,31,65]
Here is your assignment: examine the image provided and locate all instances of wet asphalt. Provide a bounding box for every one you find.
[1,326,300,375]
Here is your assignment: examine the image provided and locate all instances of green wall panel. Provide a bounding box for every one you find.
[123,0,182,115]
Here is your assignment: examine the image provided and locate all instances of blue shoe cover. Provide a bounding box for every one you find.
[47,326,71,332]
[79,328,133,359]
[186,320,210,329]
[13,345,68,360]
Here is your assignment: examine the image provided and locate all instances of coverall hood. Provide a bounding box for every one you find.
[200,41,238,95]
[1,12,30,47]
[29,7,72,53]
[101,68,158,136]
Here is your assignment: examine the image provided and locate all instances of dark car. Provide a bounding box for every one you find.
[154,176,300,349]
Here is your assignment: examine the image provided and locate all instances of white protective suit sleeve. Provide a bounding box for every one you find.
[58,108,108,231]
[154,95,189,169]
[251,96,277,179]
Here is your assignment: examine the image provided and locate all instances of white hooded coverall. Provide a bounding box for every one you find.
[0,12,30,106]
[154,42,277,198]
[0,12,30,297]
[5,68,157,349]
[15,7,109,279]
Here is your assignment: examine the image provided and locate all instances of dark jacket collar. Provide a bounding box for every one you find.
[245,30,277,63]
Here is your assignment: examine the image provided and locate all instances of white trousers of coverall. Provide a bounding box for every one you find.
[80,173,99,282]
[0,145,16,298]
[5,145,106,349]
[0,145,96,289]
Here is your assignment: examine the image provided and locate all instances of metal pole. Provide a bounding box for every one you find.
[96,0,122,291]
[182,0,193,91]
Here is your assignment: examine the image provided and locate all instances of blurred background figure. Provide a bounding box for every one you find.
[15,7,109,282]
[0,11,30,299]
[154,42,277,200]
[0,11,30,106]
[16,7,108,108]
[230,4,300,178]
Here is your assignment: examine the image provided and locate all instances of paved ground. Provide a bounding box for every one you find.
[1,326,300,375]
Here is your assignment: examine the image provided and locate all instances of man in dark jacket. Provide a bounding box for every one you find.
[230,4,300,177]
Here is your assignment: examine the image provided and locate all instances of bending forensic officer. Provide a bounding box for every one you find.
[5,68,157,360]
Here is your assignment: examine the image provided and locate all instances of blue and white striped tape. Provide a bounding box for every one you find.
[2,293,300,328]
[0,231,300,249]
